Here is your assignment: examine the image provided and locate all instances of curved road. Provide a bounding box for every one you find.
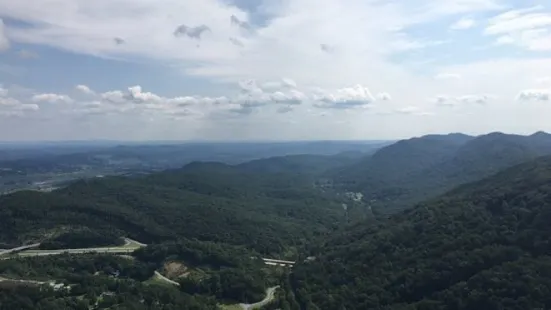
[239,286,279,310]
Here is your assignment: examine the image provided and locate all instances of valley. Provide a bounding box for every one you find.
[2,132,551,309]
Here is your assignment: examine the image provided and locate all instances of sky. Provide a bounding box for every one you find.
[0,0,550,141]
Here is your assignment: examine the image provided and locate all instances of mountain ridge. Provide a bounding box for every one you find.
[331,131,551,213]
[292,155,551,309]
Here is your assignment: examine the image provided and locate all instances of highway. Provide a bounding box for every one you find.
[1,238,145,259]
[0,243,40,257]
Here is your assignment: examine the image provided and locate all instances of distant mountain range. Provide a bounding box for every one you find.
[330,131,551,213]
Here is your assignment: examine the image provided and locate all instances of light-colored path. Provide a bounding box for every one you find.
[0,276,45,285]
[153,271,180,286]
[239,286,279,310]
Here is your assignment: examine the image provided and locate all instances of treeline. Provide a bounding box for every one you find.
[0,279,219,310]
[0,254,218,309]
[0,254,155,282]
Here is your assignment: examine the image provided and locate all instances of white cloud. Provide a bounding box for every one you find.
[435,94,494,106]
[261,78,297,90]
[393,106,434,116]
[0,19,9,52]
[0,0,504,89]
[3,1,551,140]
[125,85,162,103]
[450,17,476,30]
[0,92,39,117]
[0,97,19,106]
[313,85,376,109]
[485,6,551,51]
[485,6,551,35]
[517,89,550,101]
[15,103,39,111]
[536,77,551,84]
[75,84,95,95]
[32,93,73,103]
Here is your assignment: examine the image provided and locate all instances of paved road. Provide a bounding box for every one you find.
[2,238,146,259]
[240,286,279,310]
[0,243,40,257]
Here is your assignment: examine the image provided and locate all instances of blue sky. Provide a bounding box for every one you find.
[0,0,550,141]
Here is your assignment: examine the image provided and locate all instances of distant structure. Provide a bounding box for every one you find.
[262,258,295,267]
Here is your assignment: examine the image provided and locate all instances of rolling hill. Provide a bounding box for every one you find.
[0,162,351,256]
[291,155,551,309]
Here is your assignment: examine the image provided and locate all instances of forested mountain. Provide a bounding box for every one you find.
[332,131,551,213]
[0,162,352,255]
[291,155,551,309]
[237,152,364,176]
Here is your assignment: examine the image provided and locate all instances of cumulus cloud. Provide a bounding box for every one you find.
[75,84,95,95]
[0,91,39,117]
[173,24,211,40]
[270,90,306,105]
[101,90,126,103]
[32,93,73,103]
[516,89,550,101]
[124,85,162,103]
[83,80,385,117]
[314,85,376,109]
[450,17,476,30]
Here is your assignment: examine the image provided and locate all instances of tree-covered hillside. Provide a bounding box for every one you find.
[332,131,551,213]
[0,162,352,256]
[292,155,551,309]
